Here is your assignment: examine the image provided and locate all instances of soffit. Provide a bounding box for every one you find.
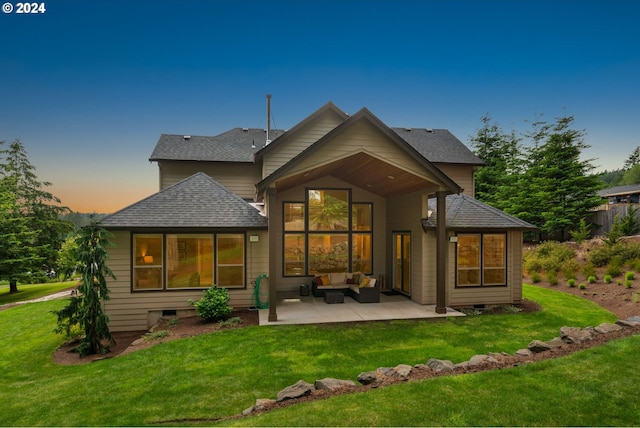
[274,152,438,198]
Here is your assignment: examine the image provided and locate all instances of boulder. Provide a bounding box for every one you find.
[515,348,532,357]
[468,354,489,366]
[617,319,640,327]
[276,380,314,402]
[595,322,623,334]
[528,340,551,353]
[545,337,564,348]
[393,364,413,378]
[242,398,276,416]
[314,378,356,391]
[357,371,378,385]
[560,326,596,344]
[427,358,455,373]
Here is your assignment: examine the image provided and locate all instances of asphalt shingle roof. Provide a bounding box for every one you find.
[149,128,286,162]
[422,194,537,230]
[101,172,268,229]
[597,184,640,197]
[149,126,482,166]
[392,128,484,165]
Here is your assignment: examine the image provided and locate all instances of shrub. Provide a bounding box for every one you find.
[604,274,613,283]
[189,285,232,322]
[569,218,592,243]
[625,279,633,289]
[625,271,635,281]
[617,279,623,285]
[582,263,597,279]
[524,241,575,274]
[606,260,623,278]
[629,259,640,272]
[546,270,558,286]
[567,278,576,288]
[530,272,542,283]
[587,275,596,284]
[579,283,587,290]
[561,259,580,280]
[589,245,611,267]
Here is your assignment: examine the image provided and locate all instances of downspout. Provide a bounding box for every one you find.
[435,190,447,314]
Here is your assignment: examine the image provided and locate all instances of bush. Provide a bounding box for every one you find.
[625,280,633,289]
[589,245,611,267]
[604,274,613,283]
[606,260,623,278]
[546,270,558,286]
[567,278,576,288]
[625,272,635,281]
[582,263,597,279]
[189,285,232,322]
[587,275,596,284]
[579,283,587,290]
[530,272,542,283]
[569,218,592,243]
[524,242,575,274]
[629,259,640,272]
[561,259,580,280]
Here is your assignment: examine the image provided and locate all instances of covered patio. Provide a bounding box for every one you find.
[258,293,464,326]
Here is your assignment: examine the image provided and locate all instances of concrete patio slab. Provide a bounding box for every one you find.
[258,293,464,326]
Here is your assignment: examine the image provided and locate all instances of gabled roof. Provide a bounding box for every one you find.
[598,184,640,197]
[256,107,463,197]
[254,101,349,162]
[101,172,268,229]
[392,128,484,165]
[149,129,285,162]
[422,194,537,231]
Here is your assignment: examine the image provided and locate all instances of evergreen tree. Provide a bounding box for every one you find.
[621,164,640,185]
[471,114,521,210]
[0,139,74,292]
[624,146,640,169]
[521,116,603,240]
[54,220,116,356]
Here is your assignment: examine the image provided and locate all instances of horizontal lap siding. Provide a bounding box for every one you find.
[159,161,260,199]
[263,114,343,177]
[434,164,474,197]
[105,230,270,332]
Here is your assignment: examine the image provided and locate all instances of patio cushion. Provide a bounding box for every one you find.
[321,275,331,285]
[329,272,345,284]
[368,278,377,288]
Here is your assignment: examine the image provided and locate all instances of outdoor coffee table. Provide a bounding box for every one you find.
[324,290,344,304]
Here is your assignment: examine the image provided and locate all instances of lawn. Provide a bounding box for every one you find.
[0,281,77,305]
[0,285,637,426]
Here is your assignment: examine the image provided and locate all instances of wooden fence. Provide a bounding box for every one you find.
[588,205,640,236]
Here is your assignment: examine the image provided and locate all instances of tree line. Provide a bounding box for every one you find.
[470,114,606,241]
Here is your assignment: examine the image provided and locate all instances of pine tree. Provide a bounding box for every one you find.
[54,220,116,356]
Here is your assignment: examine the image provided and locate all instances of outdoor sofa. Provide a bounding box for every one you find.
[311,272,380,303]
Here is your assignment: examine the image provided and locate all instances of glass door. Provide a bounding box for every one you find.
[393,232,411,295]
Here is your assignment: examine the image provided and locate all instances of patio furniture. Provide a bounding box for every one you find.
[312,272,380,303]
[324,290,344,304]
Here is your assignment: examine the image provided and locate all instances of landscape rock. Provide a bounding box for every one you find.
[427,358,455,373]
[357,371,378,385]
[528,340,551,353]
[595,322,623,334]
[560,326,596,344]
[515,348,532,357]
[617,319,640,327]
[377,367,395,377]
[545,337,564,348]
[276,380,315,402]
[469,354,489,366]
[314,378,356,391]
[243,398,276,415]
[627,316,640,323]
[393,364,413,378]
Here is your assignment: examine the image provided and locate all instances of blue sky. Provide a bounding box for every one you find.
[2,0,639,212]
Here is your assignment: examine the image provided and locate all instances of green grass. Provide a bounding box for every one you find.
[0,284,632,426]
[0,281,77,305]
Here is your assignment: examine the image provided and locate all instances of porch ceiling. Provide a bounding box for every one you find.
[274,153,436,198]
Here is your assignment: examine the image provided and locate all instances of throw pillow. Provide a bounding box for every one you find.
[322,275,331,285]
[346,278,355,285]
[359,276,370,288]
[352,273,361,284]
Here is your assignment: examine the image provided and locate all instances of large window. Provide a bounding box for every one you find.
[283,189,373,276]
[132,233,245,291]
[457,233,506,287]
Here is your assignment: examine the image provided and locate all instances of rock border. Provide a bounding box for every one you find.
[240,318,640,418]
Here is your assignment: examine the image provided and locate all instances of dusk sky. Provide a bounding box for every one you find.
[2,0,639,213]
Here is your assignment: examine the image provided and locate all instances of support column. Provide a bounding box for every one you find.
[267,188,278,322]
[435,190,447,314]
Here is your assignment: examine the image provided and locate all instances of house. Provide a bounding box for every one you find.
[101,101,536,331]
[597,184,640,208]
